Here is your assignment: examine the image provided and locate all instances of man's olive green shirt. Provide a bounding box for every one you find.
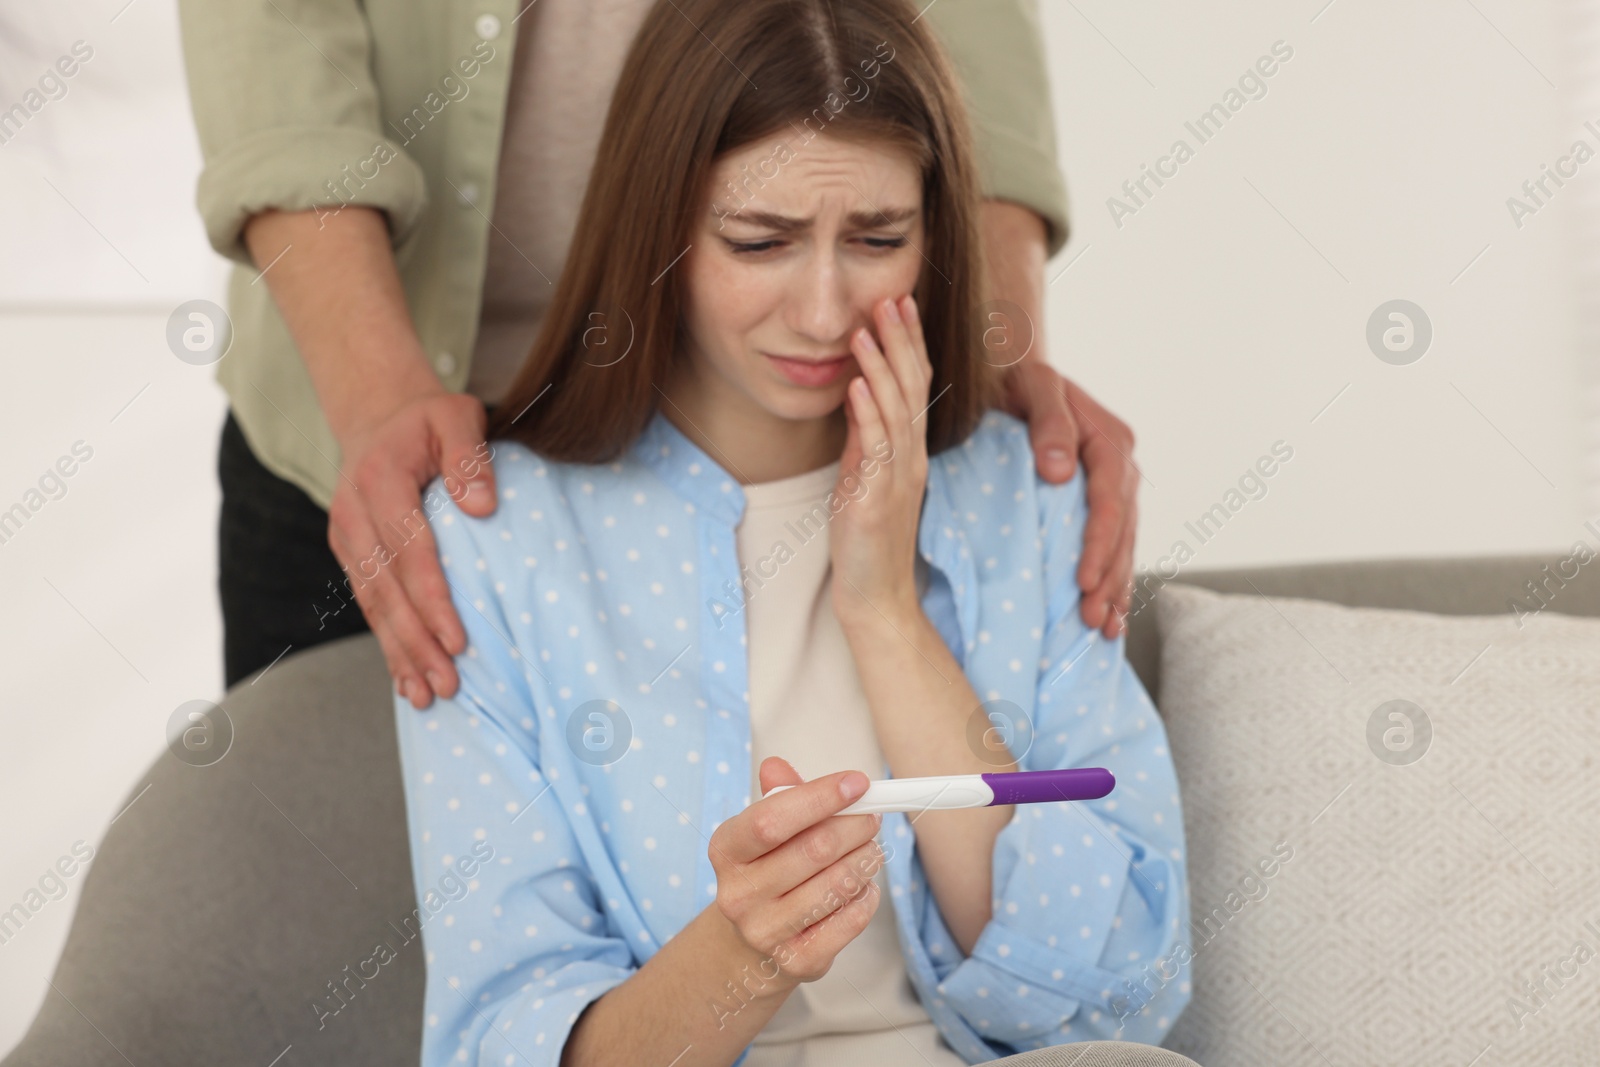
[177,0,1070,511]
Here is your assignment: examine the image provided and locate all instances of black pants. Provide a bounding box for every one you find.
[217,411,372,687]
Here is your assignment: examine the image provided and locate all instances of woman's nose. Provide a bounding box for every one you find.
[789,250,856,345]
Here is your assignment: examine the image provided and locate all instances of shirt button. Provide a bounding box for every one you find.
[457,181,480,206]
[475,13,501,40]
[435,351,459,375]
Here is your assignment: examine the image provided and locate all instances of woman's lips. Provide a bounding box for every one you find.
[764,352,854,387]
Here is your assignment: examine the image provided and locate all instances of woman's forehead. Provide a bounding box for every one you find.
[706,134,923,221]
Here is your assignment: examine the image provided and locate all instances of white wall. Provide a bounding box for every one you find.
[0,0,229,1054]
[1042,0,1589,578]
[0,1,226,304]
[0,0,1590,1057]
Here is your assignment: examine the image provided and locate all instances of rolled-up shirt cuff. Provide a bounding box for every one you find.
[935,918,1123,1044]
[196,125,428,264]
[974,123,1072,258]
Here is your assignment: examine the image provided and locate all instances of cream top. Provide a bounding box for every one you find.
[736,460,963,1067]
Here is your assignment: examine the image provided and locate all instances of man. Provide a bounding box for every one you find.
[178,0,1140,705]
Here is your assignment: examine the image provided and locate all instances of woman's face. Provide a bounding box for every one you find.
[679,130,925,427]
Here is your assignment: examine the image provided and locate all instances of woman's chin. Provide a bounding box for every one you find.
[762,384,850,424]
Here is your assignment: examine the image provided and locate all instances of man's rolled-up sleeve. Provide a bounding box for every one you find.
[915,471,1192,1053]
[176,0,428,264]
[922,0,1072,256]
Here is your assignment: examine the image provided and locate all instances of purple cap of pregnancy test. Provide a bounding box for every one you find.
[981,768,1115,806]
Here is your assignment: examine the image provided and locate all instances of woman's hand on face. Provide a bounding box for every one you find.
[830,294,931,627]
[707,757,885,987]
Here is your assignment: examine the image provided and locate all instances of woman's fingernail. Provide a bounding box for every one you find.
[902,295,918,323]
[882,298,900,323]
[426,670,445,694]
[841,772,869,800]
[1046,447,1070,468]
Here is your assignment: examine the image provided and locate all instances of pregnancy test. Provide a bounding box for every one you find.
[763,767,1115,816]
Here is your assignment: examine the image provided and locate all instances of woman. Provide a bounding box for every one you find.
[391,0,1190,1064]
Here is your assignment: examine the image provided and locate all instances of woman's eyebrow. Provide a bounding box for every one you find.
[712,205,919,231]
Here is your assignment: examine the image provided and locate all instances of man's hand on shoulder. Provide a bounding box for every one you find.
[1002,361,1139,640]
[976,201,1140,639]
[328,391,498,709]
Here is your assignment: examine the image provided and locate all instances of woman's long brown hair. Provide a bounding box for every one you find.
[485,0,1002,460]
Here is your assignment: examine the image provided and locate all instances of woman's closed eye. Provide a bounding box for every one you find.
[721,235,909,256]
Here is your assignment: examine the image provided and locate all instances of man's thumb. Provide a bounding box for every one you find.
[1032,374,1079,483]
[440,435,498,516]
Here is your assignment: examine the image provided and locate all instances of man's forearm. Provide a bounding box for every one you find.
[560,903,798,1067]
[979,198,1049,369]
[242,206,442,450]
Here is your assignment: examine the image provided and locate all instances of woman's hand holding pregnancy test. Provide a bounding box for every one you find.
[707,757,888,990]
[762,767,1115,816]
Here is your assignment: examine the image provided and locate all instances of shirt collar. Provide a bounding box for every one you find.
[634,406,982,646]
[630,406,748,525]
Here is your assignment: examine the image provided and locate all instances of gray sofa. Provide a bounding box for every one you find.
[8,554,1591,1067]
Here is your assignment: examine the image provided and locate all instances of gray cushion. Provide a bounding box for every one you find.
[1124,552,1600,703]
[1153,581,1600,1066]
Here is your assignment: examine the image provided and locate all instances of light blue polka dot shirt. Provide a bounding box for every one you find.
[392,407,1192,1066]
